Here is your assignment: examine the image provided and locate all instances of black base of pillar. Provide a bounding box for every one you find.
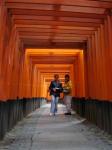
[0,97,47,140]
[72,97,112,135]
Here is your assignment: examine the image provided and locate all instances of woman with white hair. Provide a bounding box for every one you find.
[63,74,72,115]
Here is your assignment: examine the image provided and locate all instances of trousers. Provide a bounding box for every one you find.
[64,95,72,113]
[50,95,59,114]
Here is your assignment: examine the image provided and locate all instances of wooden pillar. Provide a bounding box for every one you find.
[83,45,88,98]
[86,37,93,98]
[91,34,97,98]
[0,1,7,100]
[18,47,25,99]
[94,30,101,99]
[103,12,112,100]
[74,51,85,97]
[32,65,38,97]
[0,1,26,101]
[70,64,76,97]
[37,69,41,97]
[99,25,108,100]
[107,13,112,100]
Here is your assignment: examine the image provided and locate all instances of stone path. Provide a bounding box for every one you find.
[0,103,112,150]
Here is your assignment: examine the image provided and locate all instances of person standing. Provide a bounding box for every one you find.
[49,74,62,116]
[63,74,72,115]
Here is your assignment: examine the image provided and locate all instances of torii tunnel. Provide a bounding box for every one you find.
[0,0,112,140]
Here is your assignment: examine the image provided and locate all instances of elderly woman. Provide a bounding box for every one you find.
[63,74,72,115]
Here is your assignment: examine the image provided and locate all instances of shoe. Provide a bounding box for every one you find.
[50,113,53,116]
[64,112,71,115]
[50,113,55,116]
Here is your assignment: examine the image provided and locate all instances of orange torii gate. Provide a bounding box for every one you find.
[0,0,112,139]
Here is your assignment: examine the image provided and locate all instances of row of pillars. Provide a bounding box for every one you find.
[84,13,112,101]
[0,1,112,101]
[0,98,47,140]
[0,1,33,100]
[72,97,112,134]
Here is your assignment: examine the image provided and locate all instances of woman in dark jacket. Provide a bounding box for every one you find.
[49,74,62,116]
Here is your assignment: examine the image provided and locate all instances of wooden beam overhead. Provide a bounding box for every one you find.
[12,15,103,24]
[14,20,100,28]
[30,56,76,60]
[6,3,53,10]
[5,0,112,9]
[17,27,94,35]
[59,17,103,24]
[15,24,96,31]
[19,31,90,38]
[20,35,87,41]
[36,69,71,73]
[12,15,54,21]
[9,9,106,19]
[23,40,86,49]
[30,57,76,64]
[6,2,105,14]
[32,61,73,64]
[55,29,94,34]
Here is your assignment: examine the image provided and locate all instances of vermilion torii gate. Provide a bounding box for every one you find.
[0,0,112,139]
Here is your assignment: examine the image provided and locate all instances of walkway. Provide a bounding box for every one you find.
[0,104,112,150]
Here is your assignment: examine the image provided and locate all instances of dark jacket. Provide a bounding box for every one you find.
[49,80,62,97]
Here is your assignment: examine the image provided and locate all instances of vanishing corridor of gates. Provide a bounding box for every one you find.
[0,0,112,140]
[25,48,85,99]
